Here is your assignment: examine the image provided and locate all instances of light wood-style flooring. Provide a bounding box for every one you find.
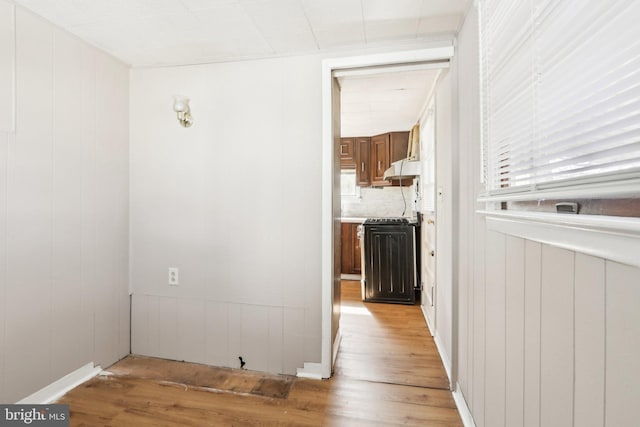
[57,281,462,426]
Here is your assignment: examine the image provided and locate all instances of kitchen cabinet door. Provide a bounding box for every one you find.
[370,133,390,186]
[355,137,371,186]
[340,138,356,168]
[352,224,361,274]
[341,223,361,275]
[389,131,410,163]
[389,131,412,186]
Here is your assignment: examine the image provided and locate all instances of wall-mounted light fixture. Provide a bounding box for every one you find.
[172,95,193,128]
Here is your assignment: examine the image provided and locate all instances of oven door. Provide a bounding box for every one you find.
[361,223,416,304]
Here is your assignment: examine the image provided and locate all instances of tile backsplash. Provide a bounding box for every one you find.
[341,185,417,218]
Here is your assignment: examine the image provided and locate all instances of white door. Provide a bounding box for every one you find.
[419,101,437,331]
[422,213,437,330]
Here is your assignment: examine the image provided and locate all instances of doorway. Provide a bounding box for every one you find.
[310,46,456,383]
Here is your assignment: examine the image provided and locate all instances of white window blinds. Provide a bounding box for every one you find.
[480,0,640,200]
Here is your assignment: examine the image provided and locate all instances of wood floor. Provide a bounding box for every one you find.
[57,281,462,426]
[336,281,450,390]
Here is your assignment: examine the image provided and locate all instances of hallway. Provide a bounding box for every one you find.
[56,282,461,426]
[336,280,450,389]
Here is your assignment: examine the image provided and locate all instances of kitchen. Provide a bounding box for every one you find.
[338,65,447,312]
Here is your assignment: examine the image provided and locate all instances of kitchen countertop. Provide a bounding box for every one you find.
[340,217,367,223]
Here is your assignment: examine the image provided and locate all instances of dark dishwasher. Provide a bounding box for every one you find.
[360,218,418,304]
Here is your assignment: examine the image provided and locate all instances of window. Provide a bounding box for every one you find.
[479,0,640,215]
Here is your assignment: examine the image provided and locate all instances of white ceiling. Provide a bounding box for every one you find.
[339,67,441,137]
[12,0,468,67]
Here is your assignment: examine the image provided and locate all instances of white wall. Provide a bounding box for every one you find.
[453,5,640,427]
[0,3,129,403]
[129,55,323,375]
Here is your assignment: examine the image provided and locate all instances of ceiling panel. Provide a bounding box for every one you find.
[314,24,366,49]
[339,68,441,137]
[417,14,462,36]
[12,0,469,66]
[241,0,312,36]
[265,31,318,53]
[301,0,363,29]
[364,19,420,42]
[362,0,423,21]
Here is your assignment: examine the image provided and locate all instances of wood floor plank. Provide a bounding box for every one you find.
[56,281,461,426]
[337,281,450,389]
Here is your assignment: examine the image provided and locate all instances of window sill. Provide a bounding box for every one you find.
[477,210,640,268]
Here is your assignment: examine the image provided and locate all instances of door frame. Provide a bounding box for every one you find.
[300,46,455,380]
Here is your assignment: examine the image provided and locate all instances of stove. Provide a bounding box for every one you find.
[359,216,419,305]
[363,217,412,225]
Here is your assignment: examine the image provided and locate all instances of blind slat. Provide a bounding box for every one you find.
[481,0,640,198]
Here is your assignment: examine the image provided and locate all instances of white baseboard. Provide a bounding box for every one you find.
[17,362,102,404]
[420,304,436,336]
[296,362,324,380]
[297,328,341,380]
[434,332,452,382]
[340,274,361,280]
[452,383,477,427]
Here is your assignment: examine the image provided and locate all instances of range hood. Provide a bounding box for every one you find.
[383,159,421,180]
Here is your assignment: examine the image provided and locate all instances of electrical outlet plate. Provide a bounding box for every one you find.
[168,268,179,286]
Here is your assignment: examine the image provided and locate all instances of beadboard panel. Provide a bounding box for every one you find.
[0,6,129,403]
[505,236,525,427]
[484,230,506,427]
[205,301,229,367]
[540,245,575,427]
[523,240,542,427]
[50,26,86,381]
[471,214,486,427]
[177,299,206,365]
[131,294,298,375]
[0,131,7,401]
[574,253,605,427]
[605,261,640,427]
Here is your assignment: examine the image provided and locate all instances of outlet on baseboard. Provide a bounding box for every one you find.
[168,268,179,286]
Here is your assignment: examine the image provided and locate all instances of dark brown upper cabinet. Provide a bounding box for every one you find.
[355,137,371,186]
[370,131,410,187]
[341,131,409,187]
[339,138,356,168]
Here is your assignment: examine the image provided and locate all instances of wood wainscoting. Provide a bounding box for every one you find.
[56,281,461,426]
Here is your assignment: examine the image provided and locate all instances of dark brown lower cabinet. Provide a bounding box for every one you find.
[341,222,361,275]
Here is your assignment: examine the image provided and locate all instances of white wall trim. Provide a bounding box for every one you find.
[16,363,102,404]
[434,331,452,384]
[320,45,455,380]
[332,326,342,368]
[296,362,324,380]
[452,384,478,427]
[480,210,640,268]
[421,303,436,336]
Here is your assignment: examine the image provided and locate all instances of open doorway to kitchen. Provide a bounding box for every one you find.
[309,47,456,389]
